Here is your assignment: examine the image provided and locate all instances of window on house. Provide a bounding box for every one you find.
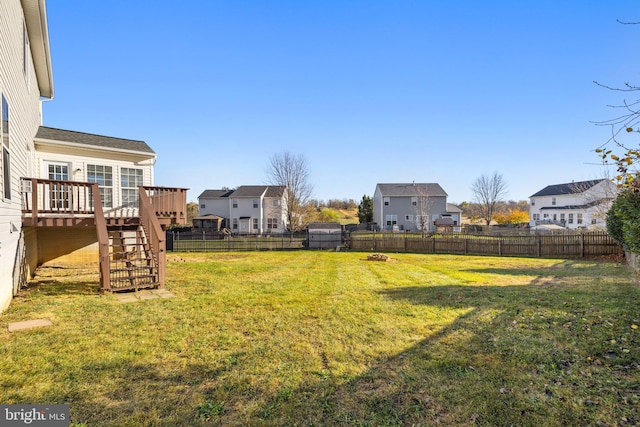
[531,200,535,206]
[273,199,280,207]
[232,218,238,229]
[121,167,143,208]
[568,213,574,224]
[411,197,417,206]
[1,94,10,200]
[47,163,70,209]
[543,213,549,219]
[552,197,556,206]
[200,203,205,209]
[87,164,113,208]
[253,199,259,209]
[23,22,31,89]
[591,218,597,225]
[384,197,390,206]
[577,213,583,224]
[405,215,413,221]
[253,218,258,229]
[533,213,539,221]
[267,218,278,229]
[560,213,565,221]
[553,214,557,221]
[385,214,397,226]
[232,199,238,208]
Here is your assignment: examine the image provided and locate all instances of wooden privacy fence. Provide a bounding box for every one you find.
[348,231,623,259]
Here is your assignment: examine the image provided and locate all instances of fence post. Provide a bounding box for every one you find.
[498,239,502,257]
[581,232,585,258]
[404,233,408,252]
[464,238,468,255]
[537,234,541,257]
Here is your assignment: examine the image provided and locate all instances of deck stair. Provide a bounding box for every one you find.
[107,224,159,291]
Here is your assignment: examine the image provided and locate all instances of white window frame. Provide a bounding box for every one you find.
[121,167,143,208]
[385,214,397,226]
[1,94,10,201]
[87,164,113,208]
[383,197,390,206]
[252,218,258,230]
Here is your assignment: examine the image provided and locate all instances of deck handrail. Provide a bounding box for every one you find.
[143,186,188,224]
[92,183,110,291]
[21,178,187,224]
[138,186,166,288]
[21,177,97,218]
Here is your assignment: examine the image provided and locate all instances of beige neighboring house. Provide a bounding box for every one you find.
[529,179,617,230]
[0,0,187,313]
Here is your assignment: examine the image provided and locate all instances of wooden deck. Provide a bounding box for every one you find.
[21,178,188,291]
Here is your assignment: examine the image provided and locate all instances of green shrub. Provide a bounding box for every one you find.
[607,189,640,252]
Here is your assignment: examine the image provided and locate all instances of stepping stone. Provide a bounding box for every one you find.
[151,289,175,298]
[138,291,159,300]
[8,318,53,332]
[115,293,138,303]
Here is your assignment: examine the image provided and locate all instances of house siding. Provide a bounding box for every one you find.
[529,180,617,230]
[34,143,155,210]
[0,0,46,311]
[373,183,449,232]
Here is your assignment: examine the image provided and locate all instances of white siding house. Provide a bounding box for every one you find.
[33,127,156,216]
[529,179,617,230]
[199,186,288,234]
[0,1,187,312]
[0,0,54,311]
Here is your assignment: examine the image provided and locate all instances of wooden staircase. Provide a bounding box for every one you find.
[107,224,160,291]
[21,179,187,292]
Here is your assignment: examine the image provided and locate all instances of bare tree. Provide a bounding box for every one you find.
[413,187,435,237]
[471,172,508,225]
[266,151,313,231]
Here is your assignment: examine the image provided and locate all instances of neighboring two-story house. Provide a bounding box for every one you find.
[529,179,617,230]
[198,185,287,234]
[373,183,456,232]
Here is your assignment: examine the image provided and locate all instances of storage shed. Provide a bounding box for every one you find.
[307,222,342,249]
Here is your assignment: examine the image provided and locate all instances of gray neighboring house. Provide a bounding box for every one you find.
[373,183,453,232]
[198,186,287,234]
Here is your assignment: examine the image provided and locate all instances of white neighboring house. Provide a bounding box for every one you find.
[373,183,452,232]
[199,185,288,234]
[529,179,617,230]
[0,0,54,311]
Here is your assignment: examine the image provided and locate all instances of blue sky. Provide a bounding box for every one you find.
[43,1,640,204]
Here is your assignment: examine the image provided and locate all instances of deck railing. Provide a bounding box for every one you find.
[21,178,188,225]
[143,186,188,226]
[21,177,96,220]
[138,187,166,288]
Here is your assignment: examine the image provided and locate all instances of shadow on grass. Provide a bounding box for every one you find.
[23,266,102,296]
[242,261,639,426]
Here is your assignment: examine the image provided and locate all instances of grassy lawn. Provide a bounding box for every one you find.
[1,252,639,426]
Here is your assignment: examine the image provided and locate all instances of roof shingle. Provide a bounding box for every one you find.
[36,126,155,154]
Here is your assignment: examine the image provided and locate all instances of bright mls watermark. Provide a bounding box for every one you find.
[1,405,69,426]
